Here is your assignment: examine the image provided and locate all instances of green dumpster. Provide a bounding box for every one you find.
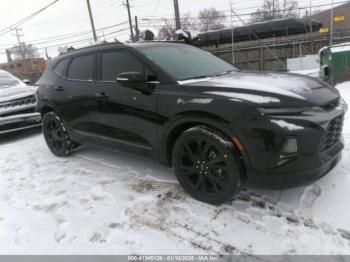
[319,43,350,86]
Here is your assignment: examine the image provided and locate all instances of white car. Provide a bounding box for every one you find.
[0,70,41,134]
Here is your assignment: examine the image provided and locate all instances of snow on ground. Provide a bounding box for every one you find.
[1,84,350,255]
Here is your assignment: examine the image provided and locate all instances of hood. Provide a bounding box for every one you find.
[0,85,37,103]
[179,71,339,107]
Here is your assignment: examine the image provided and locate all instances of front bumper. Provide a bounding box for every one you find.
[234,98,347,189]
[246,140,343,189]
[0,112,42,134]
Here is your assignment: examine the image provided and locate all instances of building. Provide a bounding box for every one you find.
[0,55,48,83]
[311,2,350,32]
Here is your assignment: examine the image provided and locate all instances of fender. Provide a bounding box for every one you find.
[37,100,61,116]
[158,111,248,166]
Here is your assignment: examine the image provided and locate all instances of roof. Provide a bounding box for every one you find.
[59,41,186,55]
[50,41,188,66]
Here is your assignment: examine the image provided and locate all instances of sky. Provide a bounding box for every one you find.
[0,0,344,63]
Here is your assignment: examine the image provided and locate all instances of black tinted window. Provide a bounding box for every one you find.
[101,51,143,81]
[54,59,70,77]
[68,55,94,80]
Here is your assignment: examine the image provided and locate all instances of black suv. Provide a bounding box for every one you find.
[37,42,346,205]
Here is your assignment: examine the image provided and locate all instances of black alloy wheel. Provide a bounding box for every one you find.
[42,111,79,157]
[172,127,240,205]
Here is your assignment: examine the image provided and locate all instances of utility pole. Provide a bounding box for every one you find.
[173,0,181,30]
[124,0,134,42]
[11,27,25,59]
[86,0,97,42]
[230,1,235,64]
[309,0,313,33]
[44,48,50,60]
[309,0,312,16]
[134,16,140,42]
[330,0,334,46]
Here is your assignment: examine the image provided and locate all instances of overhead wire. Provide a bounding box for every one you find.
[0,0,61,37]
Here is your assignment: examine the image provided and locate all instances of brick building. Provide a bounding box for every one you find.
[0,55,48,83]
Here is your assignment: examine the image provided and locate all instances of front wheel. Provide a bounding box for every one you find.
[42,111,79,157]
[172,126,241,205]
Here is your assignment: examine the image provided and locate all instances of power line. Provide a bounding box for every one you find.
[141,0,349,19]
[25,0,116,33]
[0,0,60,37]
[0,21,129,49]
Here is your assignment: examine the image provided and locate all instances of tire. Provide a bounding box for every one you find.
[172,126,241,205]
[42,111,79,157]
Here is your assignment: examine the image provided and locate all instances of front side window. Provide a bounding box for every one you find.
[0,70,25,89]
[101,51,144,81]
[138,45,238,81]
[68,55,94,80]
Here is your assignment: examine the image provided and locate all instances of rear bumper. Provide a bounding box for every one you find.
[0,112,42,134]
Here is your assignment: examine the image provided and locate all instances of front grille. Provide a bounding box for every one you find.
[0,95,36,111]
[320,114,344,151]
[320,99,340,112]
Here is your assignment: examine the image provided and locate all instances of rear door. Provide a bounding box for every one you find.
[53,53,101,144]
[93,49,159,154]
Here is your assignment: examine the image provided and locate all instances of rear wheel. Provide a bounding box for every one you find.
[172,126,240,205]
[42,111,79,157]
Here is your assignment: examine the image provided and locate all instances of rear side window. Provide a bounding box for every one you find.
[101,51,143,81]
[68,54,94,80]
[54,59,70,77]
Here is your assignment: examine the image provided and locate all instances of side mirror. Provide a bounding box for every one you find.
[22,79,31,85]
[117,72,145,85]
[117,72,156,94]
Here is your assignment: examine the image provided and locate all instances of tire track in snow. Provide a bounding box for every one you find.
[128,179,350,254]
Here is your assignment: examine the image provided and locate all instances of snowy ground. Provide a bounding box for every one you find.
[1,83,350,255]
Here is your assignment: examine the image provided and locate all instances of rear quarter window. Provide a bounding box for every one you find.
[67,54,94,80]
[54,59,70,77]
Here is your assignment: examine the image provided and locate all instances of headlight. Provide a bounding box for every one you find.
[258,107,309,116]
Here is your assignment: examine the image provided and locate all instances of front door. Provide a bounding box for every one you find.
[93,49,160,154]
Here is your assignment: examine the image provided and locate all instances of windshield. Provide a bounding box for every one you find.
[0,70,25,89]
[138,45,239,81]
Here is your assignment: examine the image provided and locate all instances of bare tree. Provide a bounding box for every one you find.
[157,13,197,40]
[157,18,176,40]
[181,12,197,31]
[250,0,298,23]
[198,8,226,32]
[10,43,40,60]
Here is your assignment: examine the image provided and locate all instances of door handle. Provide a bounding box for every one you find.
[53,86,64,92]
[95,92,108,99]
